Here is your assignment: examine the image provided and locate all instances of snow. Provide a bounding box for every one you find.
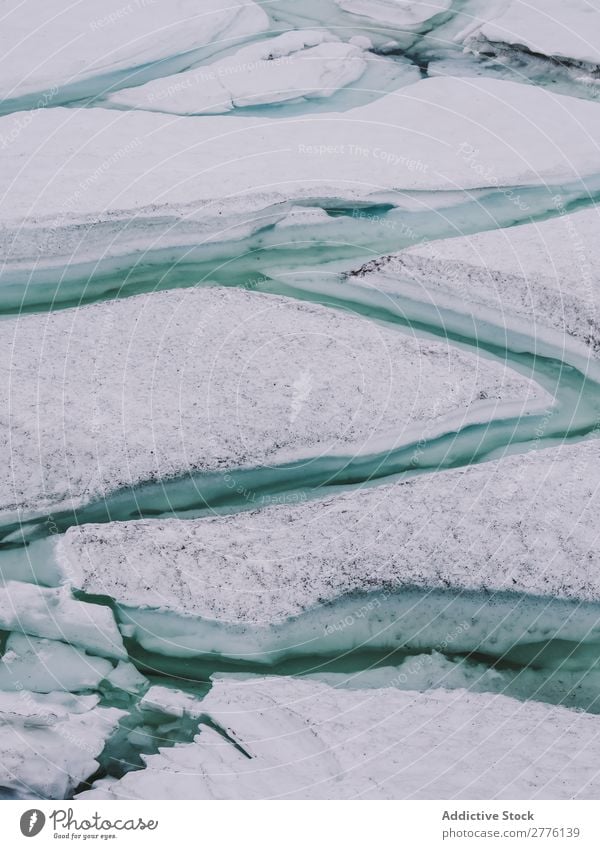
[0,285,548,516]
[57,439,600,661]
[107,31,368,114]
[0,0,268,104]
[0,582,126,659]
[349,205,600,361]
[0,690,123,799]
[0,634,113,693]
[77,675,600,799]
[2,77,600,272]
[464,0,600,68]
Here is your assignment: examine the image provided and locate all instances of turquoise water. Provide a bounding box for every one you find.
[3,179,600,315]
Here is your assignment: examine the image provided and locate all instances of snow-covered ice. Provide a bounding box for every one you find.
[77,675,600,799]
[107,31,370,114]
[0,286,548,516]
[348,206,600,362]
[0,634,113,693]
[2,0,600,804]
[462,0,600,69]
[0,690,123,799]
[0,0,268,108]
[57,439,600,660]
[0,582,126,659]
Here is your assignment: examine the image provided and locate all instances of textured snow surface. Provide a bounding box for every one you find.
[0,286,547,515]
[351,206,600,360]
[59,439,600,629]
[0,690,123,799]
[77,675,600,799]
[107,31,369,114]
[0,0,268,102]
[464,0,600,68]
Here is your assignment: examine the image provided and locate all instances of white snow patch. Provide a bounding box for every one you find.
[57,440,600,661]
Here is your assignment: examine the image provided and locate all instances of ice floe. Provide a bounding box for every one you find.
[0,286,548,516]
[270,0,453,50]
[107,31,370,114]
[0,582,126,659]
[308,650,600,714]
[0,634,113,693]
[103,661,148,696]
[77,675,600,799]
[348,205,600,362]
[57,439,600,662]
[462,0,600,71]
[0,690,123,799]
[0,0,268,111]
[3,0,600,804]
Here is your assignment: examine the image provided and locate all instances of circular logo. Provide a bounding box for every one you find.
[20,810,45,837]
